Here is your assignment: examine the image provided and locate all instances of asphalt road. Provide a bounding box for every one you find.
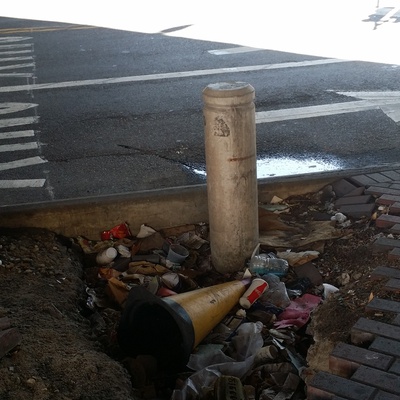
[1,3,400,207]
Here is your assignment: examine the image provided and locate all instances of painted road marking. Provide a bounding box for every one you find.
[0,25,94,34]
[255,91,400,124]
[0,116,39,128]
[208,46,264,55]
[0,56,33,63]
[0,142,38,152]
[0,43,32,50]
[0,73,34,78]
[0,39,45,191]
[0,179,46,188]
[0,103,38,115]
[336,91,400,100]
[0,156,46,172]
[0,37,32,43]
[0,63,35,71]
[0,50,33,55]
[0,58,351,93]
[0,130,35,140]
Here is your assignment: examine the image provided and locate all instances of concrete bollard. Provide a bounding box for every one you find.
[203,82,259,274]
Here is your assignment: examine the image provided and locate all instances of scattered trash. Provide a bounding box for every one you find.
[136,223,157,238]
[258,274,291,309]
[330,212,347,224]
[322,283,340,299]
[69,179,376,400]
[166,243,189,264]
[95,247,117,265]
[275,294,321,329]
[101,222,131,240]
[248,253,289,277]
[277,250,320,267]
[239,278,268,309]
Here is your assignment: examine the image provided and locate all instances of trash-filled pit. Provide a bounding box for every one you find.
[1,182,400,400]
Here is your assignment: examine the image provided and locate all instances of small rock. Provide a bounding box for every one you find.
[338,272,351,286]
[26,378,36,386]
[353,272,362,281]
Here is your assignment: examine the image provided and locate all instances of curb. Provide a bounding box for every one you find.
[1,164,400,239]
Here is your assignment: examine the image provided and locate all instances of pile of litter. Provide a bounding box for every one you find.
[1,176,399,400]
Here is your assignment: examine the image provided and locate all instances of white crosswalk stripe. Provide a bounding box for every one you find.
[0,37,46,191]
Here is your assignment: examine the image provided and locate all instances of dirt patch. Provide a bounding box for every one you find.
[0,229,134,400]
[1,188,400,399]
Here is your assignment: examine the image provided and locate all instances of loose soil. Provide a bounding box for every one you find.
[1,189,400,400]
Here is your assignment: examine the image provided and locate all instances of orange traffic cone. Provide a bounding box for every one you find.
[118,280,249,371]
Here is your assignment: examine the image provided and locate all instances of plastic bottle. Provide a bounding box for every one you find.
[248,254,289,277]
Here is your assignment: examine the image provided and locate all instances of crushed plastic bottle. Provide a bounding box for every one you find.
[248,254,289,277]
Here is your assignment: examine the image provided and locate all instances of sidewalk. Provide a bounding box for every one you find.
[305,168,400,399]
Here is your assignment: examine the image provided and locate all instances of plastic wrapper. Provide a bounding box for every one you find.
[259,274,291,309]
[102,222,132,240]
[174,322,263,400]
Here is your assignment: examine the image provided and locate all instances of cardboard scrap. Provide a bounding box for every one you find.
[105,278,131,307]
[277,250,320,267]
[259,221,344,249]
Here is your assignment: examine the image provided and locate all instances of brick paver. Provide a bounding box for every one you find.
[307,371,376,399]
[307,252,400,399]
[337,203,376,218]
[365,186,400,197]
[372,238,400,254]
[329,342,393,377]
[370,266,400,280]
[376,194,400,205]
[383,278,400,292]
[376,214,400,229]
[369,337,400,358]
[365,297,400,314]
[366,173,394,183]
[352,366,400,395]
[334,195,373,207]
[332,179,360,197]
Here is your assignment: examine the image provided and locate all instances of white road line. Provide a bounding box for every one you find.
[337,91,400,100]
[0,142,38,152]
[0,44,32,50]
[0,56,34,63]
[0,63,35,71]
[0,37,32,43]
[0,156,47,172]
[0,50,33,56]
[255,99,400,123]
[0,130,35,140]
[0,116,39,128]
[0,58,351,93]
[208,46,263,55]
[0,73,35,78]
[0,179,46,188]
[0,103,38,115]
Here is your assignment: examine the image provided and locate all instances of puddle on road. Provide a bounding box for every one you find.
[186,156,343,179]
[256,156,343,178]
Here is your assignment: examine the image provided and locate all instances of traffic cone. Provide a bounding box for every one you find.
[117,280,249,371]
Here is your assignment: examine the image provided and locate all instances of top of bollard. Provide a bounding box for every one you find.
[203,82,255,98]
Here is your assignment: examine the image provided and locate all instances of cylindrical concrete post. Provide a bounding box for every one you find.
[203,82,259,274]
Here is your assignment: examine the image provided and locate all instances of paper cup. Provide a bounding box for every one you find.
[96,247,118,265]
[255,345,279,364]
[167,244,189,264]
[239,278,268,309]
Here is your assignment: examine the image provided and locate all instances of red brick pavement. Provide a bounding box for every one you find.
[307,169,400,399]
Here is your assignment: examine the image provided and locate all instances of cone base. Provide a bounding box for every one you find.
[118,286,194,371]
